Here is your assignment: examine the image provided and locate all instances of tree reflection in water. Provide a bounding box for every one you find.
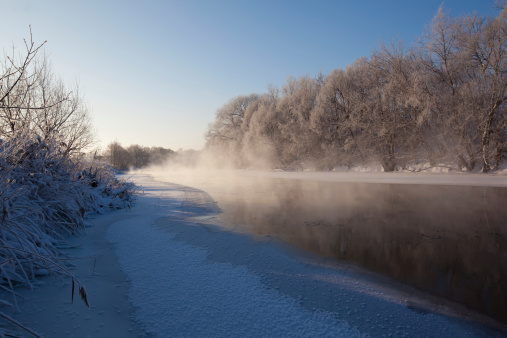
[213,179,507,322]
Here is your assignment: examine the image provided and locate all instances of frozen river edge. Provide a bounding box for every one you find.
[5,173,506,337]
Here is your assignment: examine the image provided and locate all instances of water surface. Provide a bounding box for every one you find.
[175,174,507,323]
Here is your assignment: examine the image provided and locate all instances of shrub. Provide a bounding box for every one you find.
[0,131,135,335]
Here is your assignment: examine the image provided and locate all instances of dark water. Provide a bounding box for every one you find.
[202,177,507,323]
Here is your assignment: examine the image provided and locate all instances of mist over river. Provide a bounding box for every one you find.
[142,168,507,324]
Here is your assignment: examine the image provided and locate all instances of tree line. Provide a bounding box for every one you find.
[205,5,507,172]
[103,141,204,171]
[104,142,176,171]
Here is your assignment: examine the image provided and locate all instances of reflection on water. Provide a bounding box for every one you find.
[196,177,507,323]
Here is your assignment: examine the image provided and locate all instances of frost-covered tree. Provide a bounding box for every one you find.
[31,57,95,154]
[357,42,425,171]
[417,7,482,171]
[0,31,95,155]
[204,2,507,172]
[275,75,322,169]
[416,5,507,171]
[205,94,259,166]
[0,32,45,135]
[311,62,367,169]
[242,92,284,168]
[458,7,507,171]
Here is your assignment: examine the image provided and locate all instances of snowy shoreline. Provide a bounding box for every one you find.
[1,207,147,337]
[4,173,506,337]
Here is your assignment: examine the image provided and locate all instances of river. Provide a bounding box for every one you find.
[143,168,507,325]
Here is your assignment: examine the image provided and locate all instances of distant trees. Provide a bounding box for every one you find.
[205,4,507,172]
[107,142,132,171]
[105,141,176,171]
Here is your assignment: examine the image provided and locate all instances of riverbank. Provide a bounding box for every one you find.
[1,204,146,337]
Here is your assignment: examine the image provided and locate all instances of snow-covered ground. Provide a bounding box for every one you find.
[5,172,506,337]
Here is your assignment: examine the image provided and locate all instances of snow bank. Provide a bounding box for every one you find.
[0,133,136,335]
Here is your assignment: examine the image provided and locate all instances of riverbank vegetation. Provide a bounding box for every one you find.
[0,30,135,335]
[206,5,507,172]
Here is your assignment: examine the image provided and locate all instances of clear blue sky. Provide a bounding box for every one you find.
[1,0,497,151]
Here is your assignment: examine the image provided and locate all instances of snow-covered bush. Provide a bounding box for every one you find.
[0,131,135,334]
[0,30,136,335]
